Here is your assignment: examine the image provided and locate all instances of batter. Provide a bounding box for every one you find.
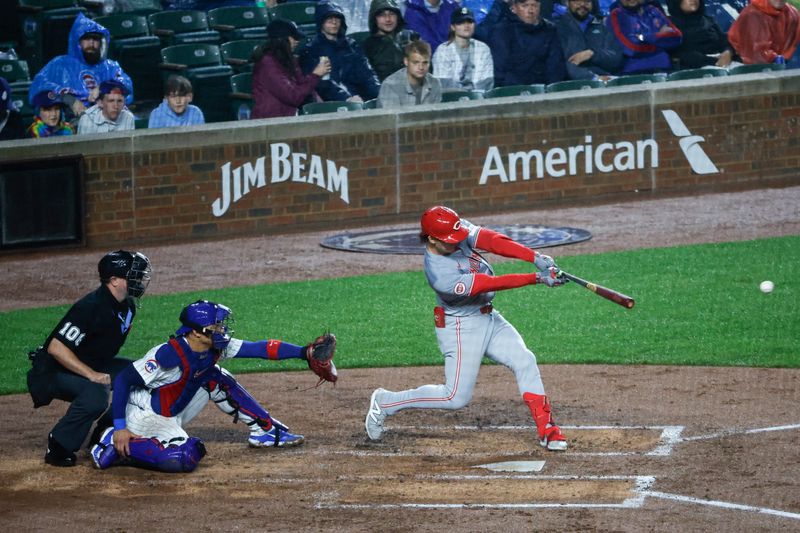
[365,205,569,451]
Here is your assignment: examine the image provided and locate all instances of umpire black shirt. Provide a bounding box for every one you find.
[45,284,136,371]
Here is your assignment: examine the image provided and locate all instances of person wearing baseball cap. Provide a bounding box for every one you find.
[251,19,331,118]
[432,7,495,91]
[27,89,75,138]
[0,76,25,141]
[77,79,135,134]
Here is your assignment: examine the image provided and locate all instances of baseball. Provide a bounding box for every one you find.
[759,280,774,293]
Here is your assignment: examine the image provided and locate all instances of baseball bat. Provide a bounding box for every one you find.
[558,271,635,309]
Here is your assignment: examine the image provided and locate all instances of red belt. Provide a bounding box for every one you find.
[480,304,493,314]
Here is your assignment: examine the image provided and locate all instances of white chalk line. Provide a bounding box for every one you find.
[337,425,684,457]
[644,491,800,520]
[681,423,800,442]
[315,475,656,510]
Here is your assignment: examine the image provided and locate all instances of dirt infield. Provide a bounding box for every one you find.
[1,187,799,531]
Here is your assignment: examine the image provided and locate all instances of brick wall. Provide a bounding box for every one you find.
[1,71,798,248]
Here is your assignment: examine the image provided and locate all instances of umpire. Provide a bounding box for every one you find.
[28,250,152,467]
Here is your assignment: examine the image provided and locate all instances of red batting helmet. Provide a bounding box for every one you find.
[420,206,468,243]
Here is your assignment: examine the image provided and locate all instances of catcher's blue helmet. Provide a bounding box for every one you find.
[176,300,233,350]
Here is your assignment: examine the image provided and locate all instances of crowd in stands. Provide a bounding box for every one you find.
[1,0,799,140]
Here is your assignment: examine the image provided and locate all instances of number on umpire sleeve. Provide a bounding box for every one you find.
[58,321,86,346]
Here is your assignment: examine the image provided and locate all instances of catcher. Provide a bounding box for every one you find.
[90,299,336,472]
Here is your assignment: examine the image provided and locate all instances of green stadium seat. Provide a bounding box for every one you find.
[268,2,317,38]
[362,98,378,109]
[440,89,483,102]
[220,39,261,73]
[16,0,88,72]
[545,79,604,92]
[301,100,363,115]
[148,10,221,48]
[95,13,163,103]
[728,63,787,76]
[159,44,234,123]
[484,84,545,98]
[208,6,269,42]
[667,67,728,81]
[605,73,667,87]
[0,59,32,98]
[229,71,253,120]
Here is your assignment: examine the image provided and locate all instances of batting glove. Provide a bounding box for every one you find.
[536,267,567,287]
[534,252,557,272]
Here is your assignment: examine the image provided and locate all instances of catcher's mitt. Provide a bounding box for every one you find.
[306,332,337,387]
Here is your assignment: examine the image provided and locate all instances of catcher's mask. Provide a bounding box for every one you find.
[176,300,233,350]
[420,205,468,244]
[98,250,152,304]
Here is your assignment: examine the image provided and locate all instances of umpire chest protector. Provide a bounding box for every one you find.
[46,284,136,369]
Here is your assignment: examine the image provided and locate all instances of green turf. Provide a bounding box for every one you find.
[2,235,798,395]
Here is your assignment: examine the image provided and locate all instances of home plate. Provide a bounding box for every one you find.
[473,460,546,472]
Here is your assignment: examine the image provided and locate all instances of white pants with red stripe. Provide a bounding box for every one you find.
[379,310,546,416]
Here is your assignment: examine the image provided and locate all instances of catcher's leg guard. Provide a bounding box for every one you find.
[207,367,277,432]
[523,392,568,451]
[125,436,206,473]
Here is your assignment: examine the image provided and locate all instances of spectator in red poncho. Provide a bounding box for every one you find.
[728,0,800,65]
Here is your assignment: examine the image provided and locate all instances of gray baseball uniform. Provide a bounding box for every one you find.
[377,220,546,416]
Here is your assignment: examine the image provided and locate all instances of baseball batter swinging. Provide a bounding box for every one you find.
[365,205,569,451]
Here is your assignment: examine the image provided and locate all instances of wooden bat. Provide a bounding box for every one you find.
[558,271,635,309]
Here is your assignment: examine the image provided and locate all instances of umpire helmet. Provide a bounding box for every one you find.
[98,250,152,300]
[420,206,468,244]
[176,300,233,350]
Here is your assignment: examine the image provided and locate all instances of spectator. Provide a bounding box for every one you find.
[404,0,460,52]
[728,0,800,65]
[476,0,563,43]
[252,19,331,118]
[148,75,206,128]
[77,80,135,134]
[556,0,624,80]
[299,1,381,103]
[379,40,443,107]
[490,0,567,86]
[363,0,420,81]
[667,0,735,69]
[28,13,133,118]
[433,7,495,91]
[27,90,75,138]
[0,77,25,141]
[606,0,683,74]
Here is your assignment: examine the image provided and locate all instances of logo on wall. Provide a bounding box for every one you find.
[478,110,718,184]
[212,143,350,217]
[661,110,719,175]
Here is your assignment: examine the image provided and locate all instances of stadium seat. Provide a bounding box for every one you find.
[545,79,604,92]
[95,13,163,103]
[159,43,234,123]
[10,89,35,130]
[301,101,363,115]
[0,59,32,99]
[728,63,787,76]
[268,2,317,38]
[208,6,269,42]
[16,0,88,72]
[220,39,261,73]
[605,73,667,87]
[148,10,221,48]
[440,89,483,102]
[362,98,379,109]
[667,67,728,81]
[484,84,545,98]
[229,71,253,120]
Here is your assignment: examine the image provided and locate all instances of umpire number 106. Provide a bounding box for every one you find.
[59,322,86,346]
